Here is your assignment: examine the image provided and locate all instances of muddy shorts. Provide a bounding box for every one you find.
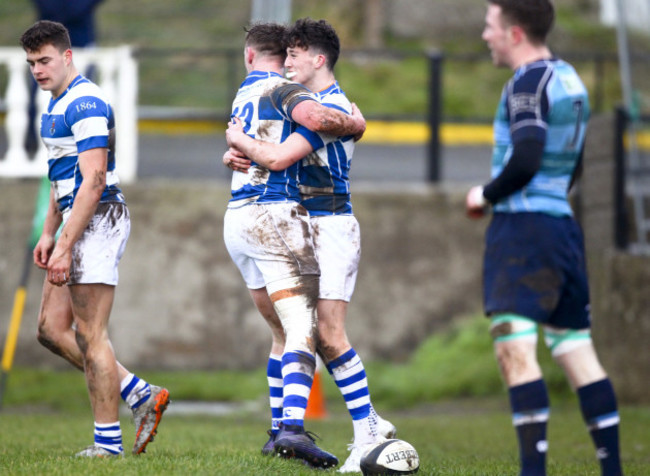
[64,202,130,286]
[224,201,320,289]
[310,215,360,301]
[483,212,591,329]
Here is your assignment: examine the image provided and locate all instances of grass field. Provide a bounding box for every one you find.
[1,318,649,474]
[1,400,649,475]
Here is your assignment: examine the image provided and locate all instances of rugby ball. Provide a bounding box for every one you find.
[360,439,419,475]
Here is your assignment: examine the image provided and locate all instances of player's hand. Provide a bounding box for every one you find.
[33,234,55,270]
[223,147,251,173]
[350,103,366,142]
[466,185,487,219]
[46,245,71,286]
[226,116,245,147]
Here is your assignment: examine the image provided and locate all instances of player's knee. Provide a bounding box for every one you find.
[37,323,61,354]
[543,326,592,358]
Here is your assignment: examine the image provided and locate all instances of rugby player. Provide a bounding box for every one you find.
[21,20,169,457]
[465,1,623,474]
[225,18,396,473]
[223,22,366,469]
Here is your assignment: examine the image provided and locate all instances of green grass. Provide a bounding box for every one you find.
[1,404,649,474]
[1,316,649,474]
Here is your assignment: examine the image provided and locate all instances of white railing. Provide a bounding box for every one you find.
[0,46,138,183]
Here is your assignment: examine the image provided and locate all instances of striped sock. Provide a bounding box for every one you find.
[94,421,123,454]
[509,379,549,476]
[267,353,283,434]
[120,373,151,410]
[327,348,377,444]
[281,350,315,427]
[577,379,623,476]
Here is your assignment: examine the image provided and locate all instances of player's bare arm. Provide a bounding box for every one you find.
[47,147,107,286]
[33,187,63,270]
[226,117,313,172]
[223,146,251,173]
[291,99,366,138]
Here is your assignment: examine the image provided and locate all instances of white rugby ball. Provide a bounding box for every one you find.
[360,438,420,475]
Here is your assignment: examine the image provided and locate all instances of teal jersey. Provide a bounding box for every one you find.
[491,58,590,216]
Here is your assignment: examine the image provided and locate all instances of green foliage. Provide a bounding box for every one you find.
[3,315,577,413]
[1,0,647,119]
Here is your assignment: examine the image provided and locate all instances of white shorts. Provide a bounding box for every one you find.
[224,202,320,289]
[64,202,130,286]
[311,215,360,301]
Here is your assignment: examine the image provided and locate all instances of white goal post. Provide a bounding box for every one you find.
[0,46,138,183]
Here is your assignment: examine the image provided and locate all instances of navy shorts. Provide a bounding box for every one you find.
[483,212,591,329]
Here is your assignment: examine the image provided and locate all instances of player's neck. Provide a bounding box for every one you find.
[511,44,552,70]
[250,57,284,76]
[304,71,336,94]
[52,67,80,99]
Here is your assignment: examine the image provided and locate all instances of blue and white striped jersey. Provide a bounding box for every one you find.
[295,82,355,216]
[228,71,315,207]
[40,75,123,213]
[491,58,590,216]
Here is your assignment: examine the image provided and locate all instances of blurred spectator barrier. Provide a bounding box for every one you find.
[0,46,138,183]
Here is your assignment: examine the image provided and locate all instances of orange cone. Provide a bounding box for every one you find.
[305,359,327,419]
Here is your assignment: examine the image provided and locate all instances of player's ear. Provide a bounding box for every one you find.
[509,24,525,45]
[245,46,254,66]
[64,48,73,66]
[314,53,326,70]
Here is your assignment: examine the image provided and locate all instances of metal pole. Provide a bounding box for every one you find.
[427,51,443,183]
[614,107,629,250]
[251,0,292,24]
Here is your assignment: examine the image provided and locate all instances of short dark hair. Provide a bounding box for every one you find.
[20,20,71,52]
[488,0,555,44]
[245,22,287,60]
[286,18,340,71]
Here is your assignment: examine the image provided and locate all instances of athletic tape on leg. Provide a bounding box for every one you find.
[490,314,538,343]
[267,276,318,355]
[543,327,591,357]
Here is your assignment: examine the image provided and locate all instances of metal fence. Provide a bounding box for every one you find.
[614,108,650,252]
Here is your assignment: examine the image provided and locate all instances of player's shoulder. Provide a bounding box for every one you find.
[63,78,109,107]
[318,82,351,113]
[510,59,556,95]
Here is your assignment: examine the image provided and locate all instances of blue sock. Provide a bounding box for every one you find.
[326,348,371,420]
[266,354,283,434]
[281,350,315,427]
[94,421,123,454]
[120,373,151,409]
[327,348,377,444]
[577,379,623,476]
[509,379,549,476]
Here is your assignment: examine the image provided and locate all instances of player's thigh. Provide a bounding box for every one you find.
[490,313,542,385]
[68,202,130,286]
[311,215,360,301]
[38,278,74,332]
[69,283,116,330]
[543,325,605,388]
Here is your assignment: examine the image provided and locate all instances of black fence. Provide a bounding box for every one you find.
[614,108,650,251]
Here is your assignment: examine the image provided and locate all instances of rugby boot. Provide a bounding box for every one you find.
[76,444,123,458]
[377,415,397,438]
[261,429,277,456]
[132,385,170,454]
[274,423,339,469]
